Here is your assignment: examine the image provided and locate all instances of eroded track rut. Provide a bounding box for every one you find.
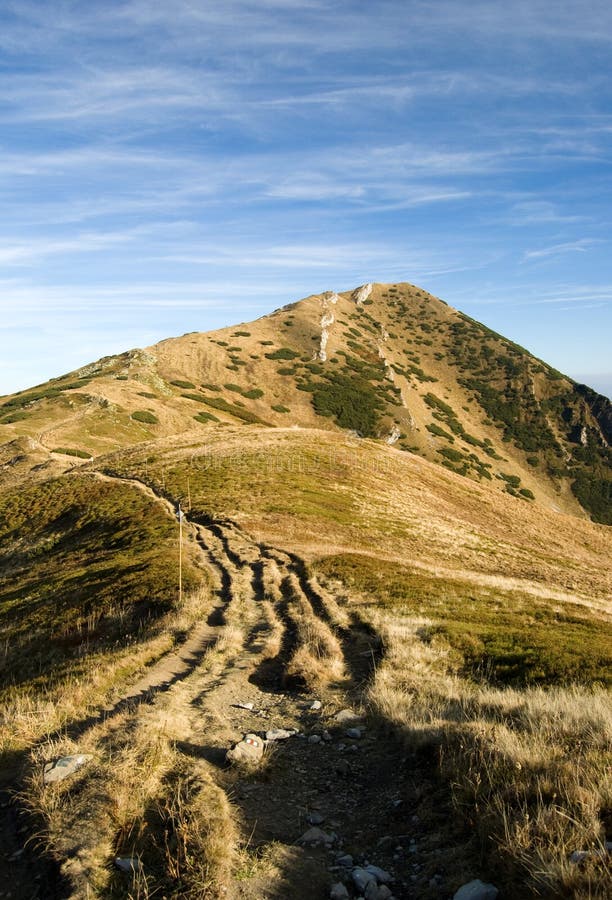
[5,477,457,900]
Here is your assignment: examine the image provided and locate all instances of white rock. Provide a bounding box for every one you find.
[310,700,322,710]
[453,879,499,900]
[234,701,254,710]
[330,883,349,900]
[386,425,401,445]
[352,283,373,305]
[265,728,294,742]
[43,754,92,784]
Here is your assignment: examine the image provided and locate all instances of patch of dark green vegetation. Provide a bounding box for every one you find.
[51,448,91,459]
[310,373,383,436]
[201,383,222,392]
[427,423,455,442]
[439,314,612,522]
[242,388,264,400]
[138,391,157,399]
[0,377,92,413]
[170,379,196,389]
[277,367,296,376]
[194,412,219,424]
[265,348,300,361]
[315,554,612,687]
[131,410,159,425]
[271,404,290,413]
[0,410,29,424]
[232,330,250,337]
[199,396,269,425]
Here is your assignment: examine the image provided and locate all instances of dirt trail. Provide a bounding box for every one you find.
[5,475,468,900]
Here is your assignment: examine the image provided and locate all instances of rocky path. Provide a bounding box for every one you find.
[4,477,472,900]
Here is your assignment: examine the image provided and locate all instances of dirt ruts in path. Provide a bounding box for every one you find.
[6,472,442,900]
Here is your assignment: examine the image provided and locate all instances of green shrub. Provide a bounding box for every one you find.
[519,488,535,500]
[272,404,290,413]
[242,388,264,400]
[265,348,300,360]
[0,411,29,423]
[232,331,251,337]
[138,391,157,399]
[51,448,91,459]
[310,373,382,436]
[426,423,455,442]
[194,412,219,424]
[131,410,159,425]
[199,396,268,425]
[170,379,196,389]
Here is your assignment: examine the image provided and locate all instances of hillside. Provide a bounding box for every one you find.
[0,284,610,900]
[1,282,610,523]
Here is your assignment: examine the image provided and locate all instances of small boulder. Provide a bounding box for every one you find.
[226,734,264,766]
[298,826,335,847]
[336,854,353,867]
[365,864,393,884]
[352,867,377,892]
[453,879,499,900]
[307,812,325,825]
[234,701,254,710]
[330,883,349,900]
[43,754,92,784]
[265,728,295,742]
[365,883,395,900]
[345,727,363,739]
[310,700,322,710]
[309,734,322,744]
[335,708,361,724]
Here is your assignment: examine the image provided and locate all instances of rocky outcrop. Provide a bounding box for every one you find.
[352,284,372,305]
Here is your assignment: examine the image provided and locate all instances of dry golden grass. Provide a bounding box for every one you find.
[282,574,345,691]
[366,609,612,897]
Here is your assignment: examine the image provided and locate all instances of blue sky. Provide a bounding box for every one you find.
[1,0,611,397]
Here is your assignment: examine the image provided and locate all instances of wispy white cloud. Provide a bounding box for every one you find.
[522,239,602,261]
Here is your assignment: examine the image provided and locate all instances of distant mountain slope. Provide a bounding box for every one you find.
[1,282,610,522]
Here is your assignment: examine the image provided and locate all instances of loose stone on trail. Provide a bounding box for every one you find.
[335,708,362,724]
[265,728,295,742]
[453,879,499,900]
[298,826,336,847]
[43,754,92,784]
[226,733,264,765]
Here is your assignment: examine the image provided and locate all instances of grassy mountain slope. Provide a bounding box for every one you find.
[0,283,610,899]
[1,283,610,522]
